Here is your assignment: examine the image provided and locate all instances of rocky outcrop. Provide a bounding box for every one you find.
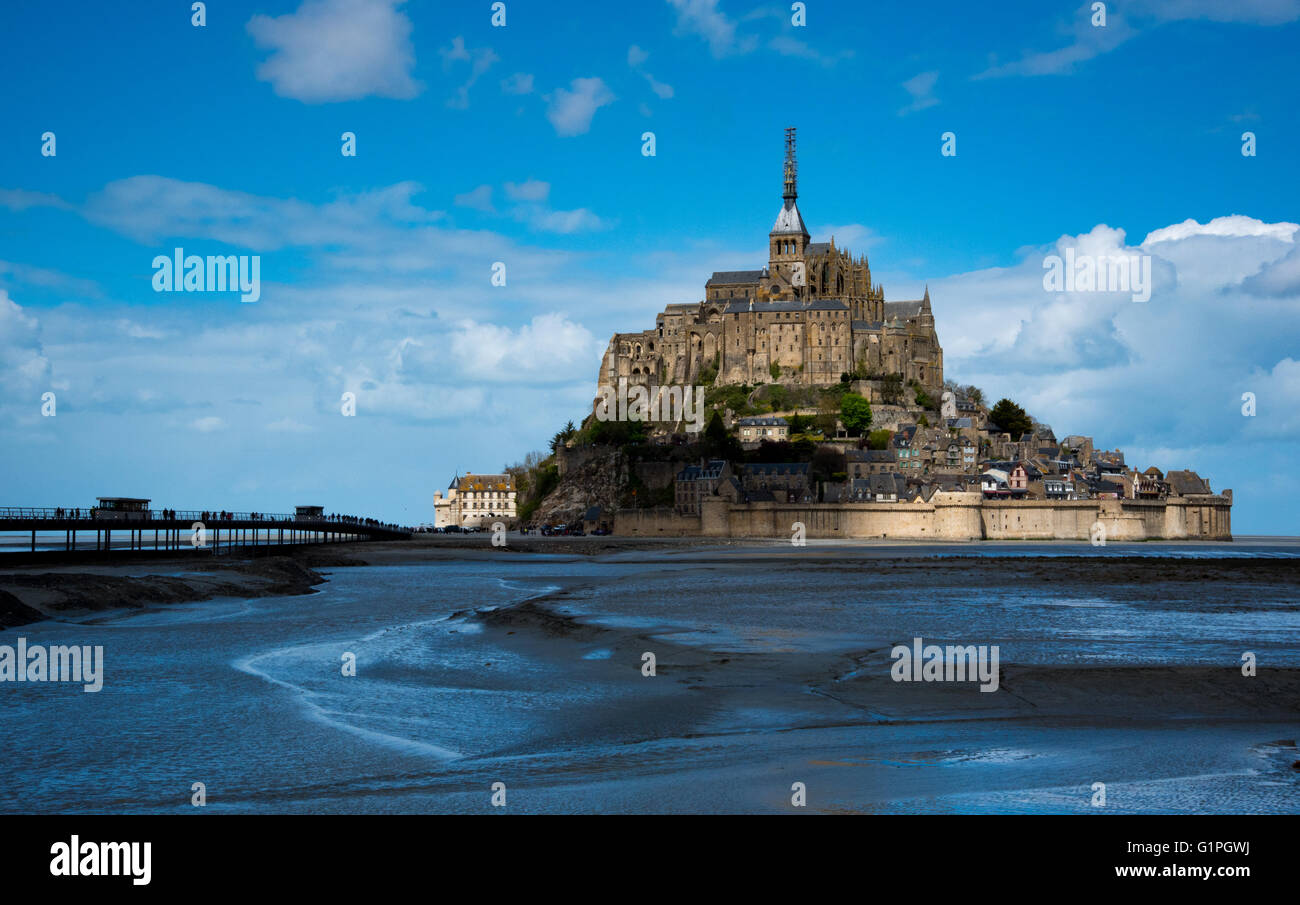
[535,445,628,525]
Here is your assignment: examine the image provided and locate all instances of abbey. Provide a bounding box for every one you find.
[598,128,943,398]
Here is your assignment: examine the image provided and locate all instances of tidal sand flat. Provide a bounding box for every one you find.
[1,542,1297,814]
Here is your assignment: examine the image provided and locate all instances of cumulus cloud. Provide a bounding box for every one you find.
[928,214,1300,522]
[545,77,615,136]
[0,291,51,395]
[247,0,421,102]
[1143,215,1299,244]
[446,314,602,380]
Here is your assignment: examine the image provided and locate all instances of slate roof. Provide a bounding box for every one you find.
[846,449,897,463]
[1166,469,1211,495]
[722,298,850,314]
[707,270,766,286]
[771,200,809,235]
[745,462,810,477]
[851,473,907,498]
[677,460,729,482]
[884,300,924,320]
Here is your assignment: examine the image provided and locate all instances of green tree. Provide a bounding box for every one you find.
[989,398,1033,440]
[881,373,904,405]
[840,392,873,436]
[912,382,934,409]
[867,428,892,450]
[770,361,781,380]
[701,411,742,461]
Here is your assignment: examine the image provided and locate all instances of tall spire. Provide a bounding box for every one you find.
[783,127,798,201]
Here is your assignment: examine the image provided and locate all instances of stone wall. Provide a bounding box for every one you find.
[613,494,1233,541]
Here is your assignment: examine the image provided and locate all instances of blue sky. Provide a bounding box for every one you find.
[1,0,1298,532]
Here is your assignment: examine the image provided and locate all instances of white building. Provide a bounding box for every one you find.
[434,473,517,528]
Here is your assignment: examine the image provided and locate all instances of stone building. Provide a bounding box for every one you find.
[434,473,517,528]
[597,128,943,404]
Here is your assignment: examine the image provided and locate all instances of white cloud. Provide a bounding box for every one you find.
[926,216,1300,517]
[520,207,609,234]
[1143,214,1299,244]
[666,0,755,57]
[0,189,73,212]
[267,417,313,432]
[628,44,675,99]
[504,179,550,203]
[192,416,225,432]
[817,224,883,253]
[1136,0,1300,24]
[1241,242,1300,297]
[81,176,445,253]
[447,314,602,379]
[0,291,50,396]
[767,35,852,66]
[974,0,1299,79]
[545,77,615,136]
[453,184,495,212]
[247,0,421,103]
[439,35,499,109]
[500,72,534,95]
[898,70,940,115]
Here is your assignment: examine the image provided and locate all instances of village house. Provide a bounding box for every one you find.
[850,472,908,502]
[847,448,898,478]
[675,460,732,514]
[737,415,789,447]
[741,462,812,503]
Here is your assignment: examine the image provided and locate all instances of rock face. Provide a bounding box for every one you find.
[534,445,627,525]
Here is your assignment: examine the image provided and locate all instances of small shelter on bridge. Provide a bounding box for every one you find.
[94,497,151,521]
[295,505,325,521]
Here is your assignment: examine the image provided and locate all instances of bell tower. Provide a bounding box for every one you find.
[769,127,809,288]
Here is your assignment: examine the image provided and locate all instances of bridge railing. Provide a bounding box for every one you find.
[0,507,410,532]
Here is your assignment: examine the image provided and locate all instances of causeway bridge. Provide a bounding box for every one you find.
[0,506,411,555]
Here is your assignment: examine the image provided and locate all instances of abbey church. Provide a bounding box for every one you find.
[598,128,943,397]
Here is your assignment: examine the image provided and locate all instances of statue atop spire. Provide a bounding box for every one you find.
[783,126,798,201]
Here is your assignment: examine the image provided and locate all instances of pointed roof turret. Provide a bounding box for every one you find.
[771,127,809,237]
